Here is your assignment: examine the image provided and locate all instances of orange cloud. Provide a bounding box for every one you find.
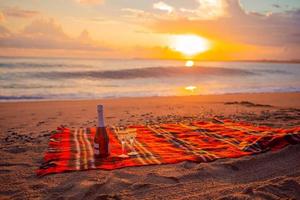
[3,6,40,18]
[0,12,5,22]
[0,25,10,37]
[0,18,110,51]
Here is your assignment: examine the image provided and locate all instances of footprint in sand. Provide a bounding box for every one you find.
[144,172,179,185]
[36,121,46,126]
[4,146,27,154]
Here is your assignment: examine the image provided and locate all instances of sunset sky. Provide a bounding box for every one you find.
[0,0,299,60]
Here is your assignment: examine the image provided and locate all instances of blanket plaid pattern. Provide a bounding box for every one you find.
[37,119,300,176]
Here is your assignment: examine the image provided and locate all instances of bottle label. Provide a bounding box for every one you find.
[94,143,99,147]
[94,127,110,157]
[94,149,100,155]
[94,142,99,155]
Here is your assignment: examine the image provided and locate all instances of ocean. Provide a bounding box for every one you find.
[1,57,300,101]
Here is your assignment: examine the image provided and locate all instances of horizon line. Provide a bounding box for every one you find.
[0,56,300,64]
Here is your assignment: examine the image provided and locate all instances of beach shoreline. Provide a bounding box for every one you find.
[1,92,300,199]
[1,91,300,103]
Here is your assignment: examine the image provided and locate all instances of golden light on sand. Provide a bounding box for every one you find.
[171,35,210,56]
[185,85,197,92]
[185,60,194,67]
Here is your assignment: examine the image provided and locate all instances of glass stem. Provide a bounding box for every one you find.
[121,141,125,154]
[130,139,135,152]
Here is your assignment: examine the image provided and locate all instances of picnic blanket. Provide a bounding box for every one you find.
[37,119,300,176]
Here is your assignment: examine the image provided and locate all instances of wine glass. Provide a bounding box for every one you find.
[126,128,138,156]
[116,129,129,158]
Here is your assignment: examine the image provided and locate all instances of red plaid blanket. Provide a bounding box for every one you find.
[37,120,300,176]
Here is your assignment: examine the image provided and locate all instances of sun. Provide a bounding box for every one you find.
[185,86,197,92]
[171,35,210,56]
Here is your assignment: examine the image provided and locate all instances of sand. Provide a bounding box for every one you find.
[0,92,300,200]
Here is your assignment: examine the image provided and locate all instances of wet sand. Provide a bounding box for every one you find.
[1,92,300,199]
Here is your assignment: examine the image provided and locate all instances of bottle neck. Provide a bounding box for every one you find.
[97,105,105,127]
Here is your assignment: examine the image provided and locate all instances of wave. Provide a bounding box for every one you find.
[32,66,255,80]
[256,69,291,74]
[2,87,300,101]
[0,95,45,100]
[1,84,119,89]
[0,62,90,68]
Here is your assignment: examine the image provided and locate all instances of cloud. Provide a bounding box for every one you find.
[3,6,40,18]
[78,29,92,42]
[0,12,5,22]
[77,0,104,5]
[121,8,161,22]
[22,18,66,38]
[179,0,228,19]
[123,0,228,22]
[121,8,151,18]
[153,2,174,13]
[0,18,109,51]
[273,4,281,8]
[121,7,179,22]
[0,25,11,37]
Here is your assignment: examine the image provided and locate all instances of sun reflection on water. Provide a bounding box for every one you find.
[185,60,194,67]
[185,85,197,92]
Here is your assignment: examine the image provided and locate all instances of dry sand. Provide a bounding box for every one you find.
[1,92,300,200]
